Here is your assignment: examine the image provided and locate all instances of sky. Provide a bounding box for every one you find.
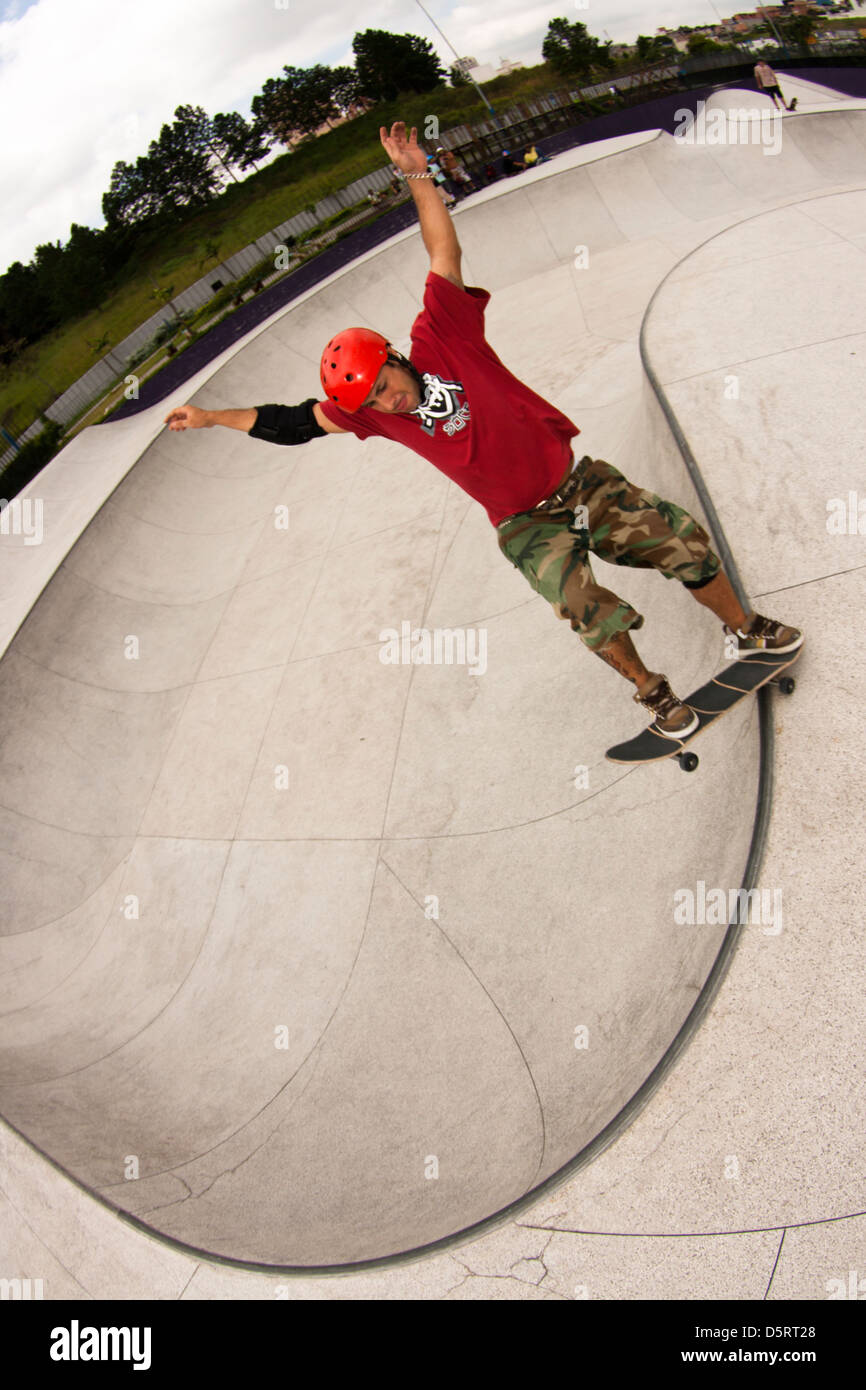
[0,0,734,275]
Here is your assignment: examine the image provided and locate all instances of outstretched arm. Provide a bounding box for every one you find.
[164,401,347,439]
[380,122,463,288]
[164,405,256,432]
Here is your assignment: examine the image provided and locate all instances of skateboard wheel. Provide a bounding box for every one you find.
[777,676,796,695]
[676,752,699,772]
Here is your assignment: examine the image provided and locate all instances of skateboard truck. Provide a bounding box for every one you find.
[671,668,797,772]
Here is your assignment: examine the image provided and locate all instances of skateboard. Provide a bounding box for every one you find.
[605,647,802,772]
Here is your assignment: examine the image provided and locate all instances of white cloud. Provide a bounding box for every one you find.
[0,0,320,269]
[0,0,735,273]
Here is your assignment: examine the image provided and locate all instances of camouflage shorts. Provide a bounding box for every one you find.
[497,455,720,652]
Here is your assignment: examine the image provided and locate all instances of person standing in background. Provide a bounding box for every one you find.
[754,61,793,110]
[436,146,475,197]
[426,153,456,207]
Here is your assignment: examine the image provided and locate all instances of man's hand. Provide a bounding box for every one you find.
[379,122,428,176]
[164,404,209,431]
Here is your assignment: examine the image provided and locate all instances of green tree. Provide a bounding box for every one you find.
[59,224,110,316]
[332,67,366,118]
[780,14,816,47]
[251,65,362,149]
[352,29,446,103]
[0,419,64,500]
[252,71,302,147]
[0,260,56,349]
[542,18,614,79]
[142,114,220,219]
[173,103,238,182]
[31,239,67,330]
[26,224,109,325]
[209,111,269,175]
[687,34,724,55]
[0,333,27,368]
[305,64,360,129]
[636,35,664,62]
[84,331,111,356]
[171,104,240,187]
[196,237,222,271]
[102,156,155,228]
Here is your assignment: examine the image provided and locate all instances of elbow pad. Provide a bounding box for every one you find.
[248,398,326,445]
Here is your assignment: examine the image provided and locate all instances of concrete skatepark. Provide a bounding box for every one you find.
[1,74,864,1294]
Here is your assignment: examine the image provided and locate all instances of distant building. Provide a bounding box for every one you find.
[728,11,764,31]
[460,55,525,83]
[722,5,803,30]
[656,24,728,48]
[655,28,693,51]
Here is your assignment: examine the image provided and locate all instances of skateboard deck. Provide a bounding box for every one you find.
[605,647,802,771]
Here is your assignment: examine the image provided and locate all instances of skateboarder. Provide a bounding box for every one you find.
[165,122,803,738]
[753,61,793,111]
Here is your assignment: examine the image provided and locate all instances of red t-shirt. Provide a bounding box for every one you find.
[319,271,580,526]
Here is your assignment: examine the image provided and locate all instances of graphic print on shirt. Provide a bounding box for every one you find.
[410,371,470,439]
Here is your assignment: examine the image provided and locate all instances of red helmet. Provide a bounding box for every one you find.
[320,327,390,412]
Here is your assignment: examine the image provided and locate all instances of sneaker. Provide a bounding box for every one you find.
[726,613,804,657]
[633,674,699,739]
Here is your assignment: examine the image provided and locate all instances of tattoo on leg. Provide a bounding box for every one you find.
[596,644,639,686]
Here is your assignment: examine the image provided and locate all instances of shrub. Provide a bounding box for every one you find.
[0,418,66,500]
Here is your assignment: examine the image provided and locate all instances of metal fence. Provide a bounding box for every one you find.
[436,65,682,175]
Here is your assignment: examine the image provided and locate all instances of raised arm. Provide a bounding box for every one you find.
[380,122,464,289]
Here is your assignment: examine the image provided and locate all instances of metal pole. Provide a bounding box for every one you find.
[412,0,497,117]
[757,5,787,50]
